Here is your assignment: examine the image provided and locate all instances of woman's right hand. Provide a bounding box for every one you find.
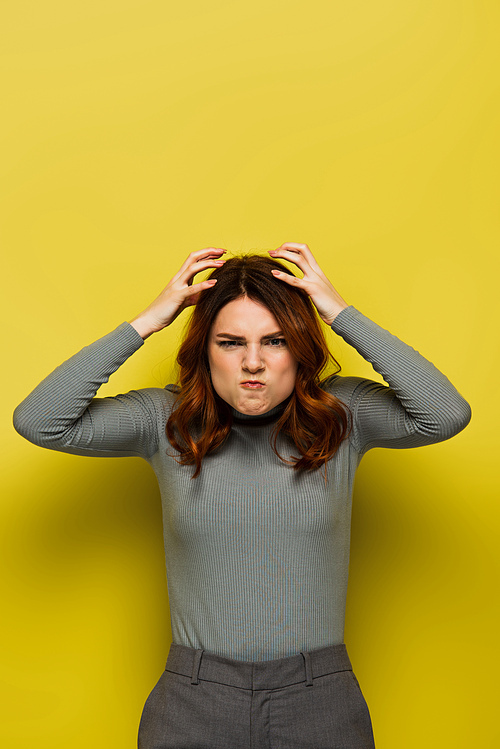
[129,248,226,339]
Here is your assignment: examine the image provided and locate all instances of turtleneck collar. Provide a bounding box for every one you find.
[230,395,291,426]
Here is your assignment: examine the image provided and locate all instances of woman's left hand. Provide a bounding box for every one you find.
[268,242,349,325]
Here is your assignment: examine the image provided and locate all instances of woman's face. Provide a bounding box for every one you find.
[207,296,298,416]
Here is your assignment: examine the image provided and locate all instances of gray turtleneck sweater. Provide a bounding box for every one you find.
[12,306,471,661]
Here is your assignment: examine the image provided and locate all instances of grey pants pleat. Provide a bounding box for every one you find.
[138,642,376,749]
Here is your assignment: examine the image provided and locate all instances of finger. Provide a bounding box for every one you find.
[271,270,319,303]
[195,247,227,261]
[270,269,305,287]
[272,243,325,278]
[172,247,226,276]
[181,257,226,286]
[172,249,227,284]
[268,248,309,275]
[190,247,227,259]
[183,277,218,302]
[278,242,312,257]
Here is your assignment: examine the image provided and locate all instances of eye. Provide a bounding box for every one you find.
[267,338,287,347]
[217,340,241,348]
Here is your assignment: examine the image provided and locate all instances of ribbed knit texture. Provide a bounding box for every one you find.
[13,306,472,660]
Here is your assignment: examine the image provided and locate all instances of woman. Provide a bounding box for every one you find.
[13,242,472,749]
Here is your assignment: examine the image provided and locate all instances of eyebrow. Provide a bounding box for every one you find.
[215,331,285,341]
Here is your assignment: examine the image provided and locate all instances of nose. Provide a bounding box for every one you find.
[242,344,265,373]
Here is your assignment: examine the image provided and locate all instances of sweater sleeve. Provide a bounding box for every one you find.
[12,322,165,460]
[327,306,472,455]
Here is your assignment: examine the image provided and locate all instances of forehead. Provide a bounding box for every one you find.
[211,296,280,334]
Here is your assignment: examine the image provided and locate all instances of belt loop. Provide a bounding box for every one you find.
[191,649,204,685]
[300,651,313,687]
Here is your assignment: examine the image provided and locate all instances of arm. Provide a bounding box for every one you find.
[12,322,163,459]
[13,248,227,459]
[328,305,472,453]
[268,242,472,454]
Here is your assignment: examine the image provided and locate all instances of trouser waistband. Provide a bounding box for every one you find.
[165,642,352,690]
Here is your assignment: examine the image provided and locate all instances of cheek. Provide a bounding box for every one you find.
[278,356,298,390]
[208,345,222,372]
[208,349,233,389]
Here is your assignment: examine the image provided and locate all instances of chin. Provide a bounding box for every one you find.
[237,400,271,415]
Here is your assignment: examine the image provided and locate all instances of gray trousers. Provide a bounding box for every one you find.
[138,642,376,749]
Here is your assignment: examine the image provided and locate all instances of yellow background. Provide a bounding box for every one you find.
[2,1,499,746]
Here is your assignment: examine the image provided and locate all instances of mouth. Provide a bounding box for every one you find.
[240,380,266,388]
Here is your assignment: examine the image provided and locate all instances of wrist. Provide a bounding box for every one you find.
[128,314,161,340]
[322,298,350,326]
[328,303,349,323]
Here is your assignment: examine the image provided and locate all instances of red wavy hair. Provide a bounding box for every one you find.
[166,254,351,478]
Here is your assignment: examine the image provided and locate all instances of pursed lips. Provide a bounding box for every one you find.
[240,380,266,387]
